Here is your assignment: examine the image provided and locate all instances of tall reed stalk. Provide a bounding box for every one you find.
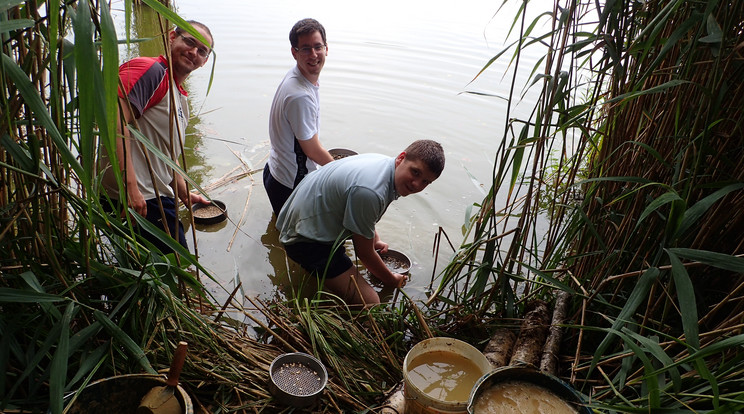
[3,0,743,412]
[0,0,228,411]
[1,1,430,412]
[434,0,744,411]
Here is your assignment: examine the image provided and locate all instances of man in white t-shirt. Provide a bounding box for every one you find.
[277,140,445,307]
[99,21,213,254]
[264,18,335,216]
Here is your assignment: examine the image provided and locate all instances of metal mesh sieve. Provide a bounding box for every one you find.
[329,148,358,160]
[269,352,328,404]
[272,362,323,396]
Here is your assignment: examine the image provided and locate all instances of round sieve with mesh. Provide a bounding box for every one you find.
[271,361,323,396]
[329,148,358,160]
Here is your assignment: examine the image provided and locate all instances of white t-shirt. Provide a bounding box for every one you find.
[267,65,321,189]
[100,56,188,201]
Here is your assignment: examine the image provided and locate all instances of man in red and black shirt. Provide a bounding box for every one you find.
[100,20,213,254]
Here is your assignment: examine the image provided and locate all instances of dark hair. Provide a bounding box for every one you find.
[175,20,214,48]
[289,18,326,48]
[404,140,445,177]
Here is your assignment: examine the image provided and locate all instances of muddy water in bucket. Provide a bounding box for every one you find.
[403,337,492,414]
[467,366,592,414]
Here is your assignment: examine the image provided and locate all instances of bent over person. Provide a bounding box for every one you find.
[264,18,335,216]
[99,21,213,254]
[276,140,445,306]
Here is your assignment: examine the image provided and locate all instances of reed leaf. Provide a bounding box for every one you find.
[668,248,744,273]
[49,302,73,414]
[666,251,700,349]
[1,52,77,180]
[0,0,24,12]
[0,287,64,303]
[0,18,32,34]
[638,191,682,226]
[93,310,156,374]
[615,328,662,408]
[674,183,744,240]
[69,0,97,191]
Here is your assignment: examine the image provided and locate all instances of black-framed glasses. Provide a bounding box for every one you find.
[178,33,211,58]
[293,44,327,56]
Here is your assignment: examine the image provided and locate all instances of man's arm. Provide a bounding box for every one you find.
[373,231,388,253]
[174,170,209,207]
[352,233,406,288]
[298,134,334,165]
[116,97,147,216]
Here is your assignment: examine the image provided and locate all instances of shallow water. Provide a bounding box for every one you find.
[112,0,547,305]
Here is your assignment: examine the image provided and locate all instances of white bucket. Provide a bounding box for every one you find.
[402,337,492,414]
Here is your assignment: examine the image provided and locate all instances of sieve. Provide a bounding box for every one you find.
[269,352,327,408]
[329,148,358,160]
[191,199,227,225]
[378,249,411,274]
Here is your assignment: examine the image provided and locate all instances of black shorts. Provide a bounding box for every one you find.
[263,163,294,216]
[100,196,187,254]
[283,241,353,279]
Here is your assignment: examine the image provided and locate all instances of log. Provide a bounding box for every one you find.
[509,300,550,367]
[380,380,405,414]
[540,290,571,375]
[482,328,517,369]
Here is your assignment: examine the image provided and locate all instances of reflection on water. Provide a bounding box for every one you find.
[260,215,321,302]
[114,0,546,306]
[130,3,166,58]
[260,215,399,304]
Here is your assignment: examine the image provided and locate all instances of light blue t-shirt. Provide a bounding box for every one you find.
[277,153,399,245]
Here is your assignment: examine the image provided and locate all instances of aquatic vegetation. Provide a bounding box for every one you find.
[438,0,744,411]
[1,0,742,412]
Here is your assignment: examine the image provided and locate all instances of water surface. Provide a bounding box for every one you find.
[113,0,545,304]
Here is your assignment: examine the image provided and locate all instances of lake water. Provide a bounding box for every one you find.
[113,0,546,305]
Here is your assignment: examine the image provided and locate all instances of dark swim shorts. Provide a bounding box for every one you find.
[283,241,353,279]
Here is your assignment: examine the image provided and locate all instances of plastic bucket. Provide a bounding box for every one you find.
[467,365,592,414]
[403,337,492,414]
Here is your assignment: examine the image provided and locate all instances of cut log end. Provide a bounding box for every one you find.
[380,380,405,414]
[483,328,517,369]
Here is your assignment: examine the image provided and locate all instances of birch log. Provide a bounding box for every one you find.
[482,328,517,369]
[380,380,405,414]
[509,300,550,367]
[540,290,571,375]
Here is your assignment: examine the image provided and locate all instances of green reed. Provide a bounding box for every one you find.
[3,0,744,412]
[432,0,744,411]
[0,0,226,411]
[1,1,430,412]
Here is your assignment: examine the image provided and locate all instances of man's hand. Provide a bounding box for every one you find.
[373,231,388,253]
[175,171,210,207]
[352,233,407,288]
[127,185,147,217]
[188,191,210,206]
[390,272,408,288]
[374,239,389,254]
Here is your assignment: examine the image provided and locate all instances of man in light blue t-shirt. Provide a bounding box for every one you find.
[276,140,445,306]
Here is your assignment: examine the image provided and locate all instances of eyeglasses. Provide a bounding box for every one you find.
[178,33,211,58]
[293,44,327,56]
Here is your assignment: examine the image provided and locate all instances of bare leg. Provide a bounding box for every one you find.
[323,265,380,307]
